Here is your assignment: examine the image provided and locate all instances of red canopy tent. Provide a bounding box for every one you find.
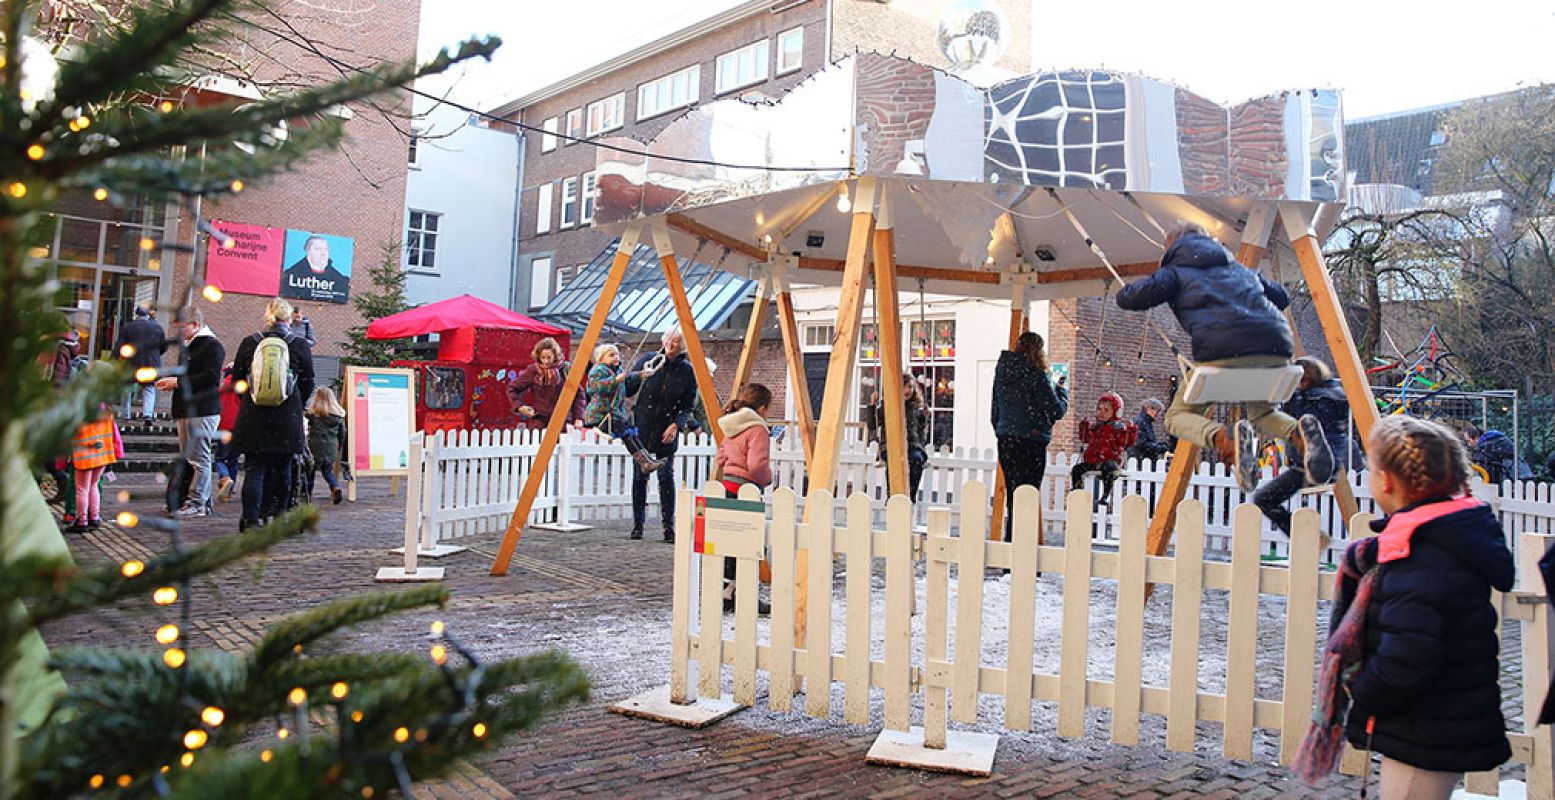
[366,294,571,362]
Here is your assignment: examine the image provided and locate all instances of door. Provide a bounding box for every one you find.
[95,272,159,361]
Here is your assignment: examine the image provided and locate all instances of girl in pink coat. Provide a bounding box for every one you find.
[714,383,774,615]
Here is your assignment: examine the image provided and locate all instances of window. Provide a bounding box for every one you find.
[563,108,583,143]
[541,117,558,152]
[407,132,420,167]
[715,40,769,95]
[535,182,553,235]
[555,264,576,293]
[529,256,553,309]
[405,210,440,271]
[776,27,804,75]
[638,65,700,121]
[908,319,957,449]
[424,366,465,410]
[802,323,834,349]
[580,172,597,224]
[585,93,625,137]
[559,178,578,228]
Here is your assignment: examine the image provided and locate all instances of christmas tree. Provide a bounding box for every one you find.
[341,243,412,370]
[1,2,588,797]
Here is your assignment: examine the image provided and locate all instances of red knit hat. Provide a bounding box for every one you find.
[1098,392,1123,411]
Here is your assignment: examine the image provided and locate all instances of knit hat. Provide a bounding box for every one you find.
[134,305,150,318]
[1098,392,1123,411]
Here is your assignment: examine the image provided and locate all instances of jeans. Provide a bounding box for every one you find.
[1252,466,1306,535]
[241,452,294,523]
[177,415,220,508]
[631,437,678,534]
[1165,355,1299,450]
[308,462,341,495]
[997,436,1049,542]
[213,441,241,481]
[126,383,156,418]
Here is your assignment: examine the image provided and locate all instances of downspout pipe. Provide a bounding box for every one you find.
[507,120,526,310]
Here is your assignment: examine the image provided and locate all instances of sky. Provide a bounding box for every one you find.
[417,0,1555,120]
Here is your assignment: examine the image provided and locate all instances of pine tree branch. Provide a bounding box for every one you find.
[247,586,447,671]
[25,506,319,626]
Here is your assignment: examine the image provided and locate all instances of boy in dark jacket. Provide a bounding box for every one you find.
[1070,392,1136,505]
[1116,222,1333,493]
[1252,358,1360,535]
[156,307,225,517]
[116,305,166,421]
[1127,397,1170,463]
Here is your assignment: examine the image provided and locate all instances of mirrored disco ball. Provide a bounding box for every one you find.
[937,0,1010,71]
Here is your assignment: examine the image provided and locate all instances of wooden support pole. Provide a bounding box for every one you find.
[491,222,643,576]
[873,185,909,498]
[989,279,1026,541]
[730,271,773,400]
[1279,204,1382,447]
[798,177,878,648]
[772,256,816,467]
[651,222,724,446]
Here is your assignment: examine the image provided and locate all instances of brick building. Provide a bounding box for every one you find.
[48,3,422,384]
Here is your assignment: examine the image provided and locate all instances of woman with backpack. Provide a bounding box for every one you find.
[230,297,315,532]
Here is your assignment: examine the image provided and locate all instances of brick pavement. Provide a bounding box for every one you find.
[41,476,1392,798]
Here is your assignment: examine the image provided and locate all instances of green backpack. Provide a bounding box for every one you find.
[249,332,293,407]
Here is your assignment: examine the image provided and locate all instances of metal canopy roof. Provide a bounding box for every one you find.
[537,238,756,335]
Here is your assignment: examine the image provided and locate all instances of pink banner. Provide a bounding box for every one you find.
[206,220,283,296]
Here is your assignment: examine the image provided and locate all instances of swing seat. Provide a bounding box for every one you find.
[1180,364,1304,405]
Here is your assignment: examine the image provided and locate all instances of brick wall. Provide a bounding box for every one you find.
[1229,96,1289,198]
[1175,91,1229,196]
[855,56,938,174]
[701,337,789,415]
[167,2,420,379]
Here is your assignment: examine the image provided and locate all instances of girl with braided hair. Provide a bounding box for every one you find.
[1310,416,1513,797]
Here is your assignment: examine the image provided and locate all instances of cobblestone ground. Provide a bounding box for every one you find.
[38,476,1459,798]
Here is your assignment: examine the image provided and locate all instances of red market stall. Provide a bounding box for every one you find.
[367,295,572,433]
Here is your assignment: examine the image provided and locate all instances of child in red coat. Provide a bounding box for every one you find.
[1070,392,1136,505]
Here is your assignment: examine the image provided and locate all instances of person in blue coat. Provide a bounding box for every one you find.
[1116,222,1332,493]
[1338,416,1513,798]
[990,331,1067,542]
[1252,357,1362,535]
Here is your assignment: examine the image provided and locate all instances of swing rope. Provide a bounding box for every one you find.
[1046,188,1193,377]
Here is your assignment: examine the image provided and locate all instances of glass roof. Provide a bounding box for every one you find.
[537,238,756,335]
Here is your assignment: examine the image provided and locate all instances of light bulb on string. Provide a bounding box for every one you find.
[135,366,158,383]
[93,188,108,201]
[153,586,178,605]
[163,648,186,668]
[472,722,488,738]
[201,706,225,726]
[330,682,349,700]
[8,182,26,198]
[89,775,105,789]
[835,184,851,213]
[155,624,179,644]
[183,730,208,750]
[119,344,136,358]
[288,687,307,706]
[116,775,132,788]
[117,511,139,528]
[430,644,447,665]
[260,749,273,763]
[179,753,194,768]
[393,727,409,743]
[202,285,223,303]
[120,558,143,577]
[26,144,44,160]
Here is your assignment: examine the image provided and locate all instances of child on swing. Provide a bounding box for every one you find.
[583,343,663,473]
[1116,221,1334,493]
[1070,392,1135,506]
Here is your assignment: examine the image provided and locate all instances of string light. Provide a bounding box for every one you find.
[163,648,186,668]
[221,237,235,248]
[119,344,136,358]
[350,710,363,723]
[202,285,223,302]
[288,687,307,705]
[179,752,194,768]
[93,187,108,201]
[260,749,273,763]
[160,100,175,112]
[361,788,374,799]
[429,621,445,635]
[472,722,487,738]
[89,775,105,789]
[8,182,26,198]
[277,727,290,740]
[26,144,44,160]
[139,237,156,251]
[230,180,244,192]
[233,380,249,394]
[119,559,144,577]
[155,624,179,644]
[153,586,178,605]
[135,366,158,383]
[415,728,429,743]
[116,775,132,788]
[200,706,225,726]
[835,184,851,213]
[392,727,409,743]
[429,644,447,665]
[330,682,349,700]
[183,730,208,750]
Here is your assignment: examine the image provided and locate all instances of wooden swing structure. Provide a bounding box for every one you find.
[487,54,1373,630]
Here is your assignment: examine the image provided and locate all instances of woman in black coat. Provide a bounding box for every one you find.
[230,298,315,531]
[990,331,1068,542]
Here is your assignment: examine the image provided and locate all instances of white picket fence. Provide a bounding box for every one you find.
[655,481,1555,793]
[399,428,1555,565]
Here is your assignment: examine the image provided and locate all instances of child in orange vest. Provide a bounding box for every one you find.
[70,404,122,533]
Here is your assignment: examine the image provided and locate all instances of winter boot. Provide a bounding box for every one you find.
[629,526,643,540]
[1232,420,1259,493]
[1294,414,1337,487]
[632,448,664,474]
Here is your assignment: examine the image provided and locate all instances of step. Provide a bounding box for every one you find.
[121,437,181,454]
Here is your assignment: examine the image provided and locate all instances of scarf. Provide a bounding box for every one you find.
[1294,537,1379,785]
[533,361,562,387]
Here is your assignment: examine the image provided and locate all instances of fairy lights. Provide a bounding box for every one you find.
[392,727,409,743]
[330,682,349,700]
[119,344,136,358]
[162,648,186,668]
[179,753,194,768]
[472,722,487,738]
[260,749,273,763]
[153,586,178,605]
[429,644,447,665]
[93,187,108,201]
[119,559,144,577]
[200,707,225,727]
[8,182,26,198]
[26,144,44,160]
[202,285,223,302]
[288,687,307,705]
[135,366,158,383]
[155,624,179,644]
[182,730,208,750]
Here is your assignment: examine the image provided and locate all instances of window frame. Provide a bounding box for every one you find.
[405,209,441,272]
[585,93,625,137]
[535,182,553,235]
[407,131,420,168]
[715,39,770,95]
[541,116,558,152]
[529,255,554,310]
[579,171,597,225]
[776,27,804,75]
[637,64,701,121]
[559,177,578,228]
[563,108,583,144]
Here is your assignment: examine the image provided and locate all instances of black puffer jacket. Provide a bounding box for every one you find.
[1345,498,1515,773]
[115,317,166,369]
[1283,378,1362,469]
[1128,410,1169,461]
[171,328,225,419]
[628,351,699,449]
[230,324,315,455]
[990,351,1068,444]
[1116,233,1294,362]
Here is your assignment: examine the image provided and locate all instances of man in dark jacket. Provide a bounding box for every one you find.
[156,307,224,517]
[1127,397,1169,463]
[1466,425,1531,485]
[230,298,315,532]
[116,305,166,421]
[1116,222,1332,492]
[627,327,699,542]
